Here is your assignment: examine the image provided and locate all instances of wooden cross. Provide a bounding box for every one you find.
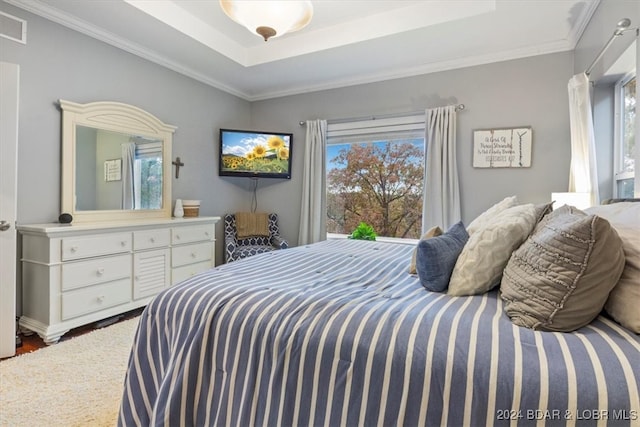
[172,157,185,179]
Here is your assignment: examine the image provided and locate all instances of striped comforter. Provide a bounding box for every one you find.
[119,239,640,426]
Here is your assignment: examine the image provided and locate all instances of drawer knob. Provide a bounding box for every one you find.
[176,234,181,240]
[121,241,127,247]
[205,231,210,237]
[191,252,196,258]
[96,268,104,276]
[97,295,105,303]
[70,246,78,253]
[150,237,155,243]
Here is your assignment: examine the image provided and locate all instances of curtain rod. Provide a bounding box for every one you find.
[585,18,638,76]
[299,103,465,126]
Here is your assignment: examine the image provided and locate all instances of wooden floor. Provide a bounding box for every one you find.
[6,308,144,359]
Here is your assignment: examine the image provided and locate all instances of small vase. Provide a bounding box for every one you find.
[174,199,184,218]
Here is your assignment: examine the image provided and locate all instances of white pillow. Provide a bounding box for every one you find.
[448,203,537,296]
[585,202,640,333]
[466,196,518,235]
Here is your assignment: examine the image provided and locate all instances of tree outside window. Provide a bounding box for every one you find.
[615,74,636,198]
[622,77,636,172]
[137,156,163,209]
[326,139,424,239]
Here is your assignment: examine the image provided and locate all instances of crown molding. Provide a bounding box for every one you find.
[567,0,600,47]
[5,0,600,102]
[246,40,577,101]
[5,0,248,99]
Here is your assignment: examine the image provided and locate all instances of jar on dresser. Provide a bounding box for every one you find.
[17,216,219,344]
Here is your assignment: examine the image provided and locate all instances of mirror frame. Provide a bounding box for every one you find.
[60,100,176,222]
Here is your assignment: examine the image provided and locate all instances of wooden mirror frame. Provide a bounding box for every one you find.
[60,100,176,222]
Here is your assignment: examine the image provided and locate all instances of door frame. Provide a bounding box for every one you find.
[0,61,19,358]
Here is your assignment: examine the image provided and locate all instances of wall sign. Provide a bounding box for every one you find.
[104,158,122,181]
[473,127,532,168]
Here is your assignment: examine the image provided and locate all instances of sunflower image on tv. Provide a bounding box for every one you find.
[220,130,292,178]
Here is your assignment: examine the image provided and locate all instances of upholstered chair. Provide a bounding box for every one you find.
[224,213,288,263]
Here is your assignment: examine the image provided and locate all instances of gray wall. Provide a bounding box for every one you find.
[574,0,640,199]
[75,126,97,210]
[251,52,575,237]
[573,0,639,79]
[2,0,636,262]
[0,3,252,265]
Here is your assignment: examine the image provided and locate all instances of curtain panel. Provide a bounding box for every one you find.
[121,142,136,210]
[423,105,461,232]
[298,119,328,245]
[567,72,600,206]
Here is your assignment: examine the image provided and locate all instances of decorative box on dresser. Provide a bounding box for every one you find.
[17,216,219,344]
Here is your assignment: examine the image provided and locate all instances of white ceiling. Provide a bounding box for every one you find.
[6,0,600,101]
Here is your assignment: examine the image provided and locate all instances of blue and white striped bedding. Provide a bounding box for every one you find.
[119,239,640,426]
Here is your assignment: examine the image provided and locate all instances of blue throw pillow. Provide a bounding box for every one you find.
[416,221,469,292]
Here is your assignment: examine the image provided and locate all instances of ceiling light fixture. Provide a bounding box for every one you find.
[219,0,313,42]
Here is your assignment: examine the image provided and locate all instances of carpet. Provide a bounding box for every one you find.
[0,317,139,427]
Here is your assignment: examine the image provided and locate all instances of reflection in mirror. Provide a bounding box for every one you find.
[60,100,176,222]
[75,126,163,211]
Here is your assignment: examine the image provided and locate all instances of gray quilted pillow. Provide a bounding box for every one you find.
[500,205,625,332]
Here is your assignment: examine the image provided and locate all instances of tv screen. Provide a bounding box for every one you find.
[219,128,292,179]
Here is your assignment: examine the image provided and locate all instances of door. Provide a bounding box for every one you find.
[0,62,19,358]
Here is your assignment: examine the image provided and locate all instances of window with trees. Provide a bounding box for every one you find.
[135,142,163,209]
[614,73,636,197]
[326,116,425,239]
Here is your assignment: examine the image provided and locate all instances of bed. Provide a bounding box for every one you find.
[118,227,640,426]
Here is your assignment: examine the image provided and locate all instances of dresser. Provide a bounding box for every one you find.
[17,216,219,344]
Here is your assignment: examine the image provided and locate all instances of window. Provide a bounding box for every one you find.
[614,73,636,197]
[326,116,425,239]
[134,142,163,209]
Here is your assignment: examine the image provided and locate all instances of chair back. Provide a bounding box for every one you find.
[224,213,279,246]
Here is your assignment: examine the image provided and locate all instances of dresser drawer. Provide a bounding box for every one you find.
[171,242,213,268]
[171,224,213,245]
[62,232,131,261]
[134,228,170,251]
[61,254,131,291]
[61,279,130,320]
[172,260,213,285]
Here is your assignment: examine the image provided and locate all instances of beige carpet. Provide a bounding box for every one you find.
[0,317,139,427]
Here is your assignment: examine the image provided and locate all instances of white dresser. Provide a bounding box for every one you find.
[17,216,219,344]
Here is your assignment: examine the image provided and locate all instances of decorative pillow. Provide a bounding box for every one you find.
[533,201,554,225]
[585,202,640,333]
[416,222,468,292]
[466,196,518,236]
[500,205,626,332]
[448,203,538,296]
[409,226,443,274]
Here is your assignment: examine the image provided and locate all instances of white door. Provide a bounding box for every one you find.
[0,62,19,358]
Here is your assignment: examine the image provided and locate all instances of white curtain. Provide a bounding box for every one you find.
[423,105,461,231]
[567,72,599,206]
[298,119,327,245]
[121,142,136,209]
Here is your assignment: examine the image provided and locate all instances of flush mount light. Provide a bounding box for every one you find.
[219,0,313,41]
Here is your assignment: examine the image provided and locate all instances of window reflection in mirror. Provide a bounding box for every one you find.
[75,125,163,211]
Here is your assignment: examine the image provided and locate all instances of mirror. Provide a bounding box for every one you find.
[60,100,176,222]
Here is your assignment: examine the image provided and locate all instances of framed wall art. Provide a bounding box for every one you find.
[104,158,122,181]
[473,127,532,168]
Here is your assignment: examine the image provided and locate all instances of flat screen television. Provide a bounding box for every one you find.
[219,128,292,179]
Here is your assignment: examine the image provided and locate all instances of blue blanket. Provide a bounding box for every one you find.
[119,239,640,426]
